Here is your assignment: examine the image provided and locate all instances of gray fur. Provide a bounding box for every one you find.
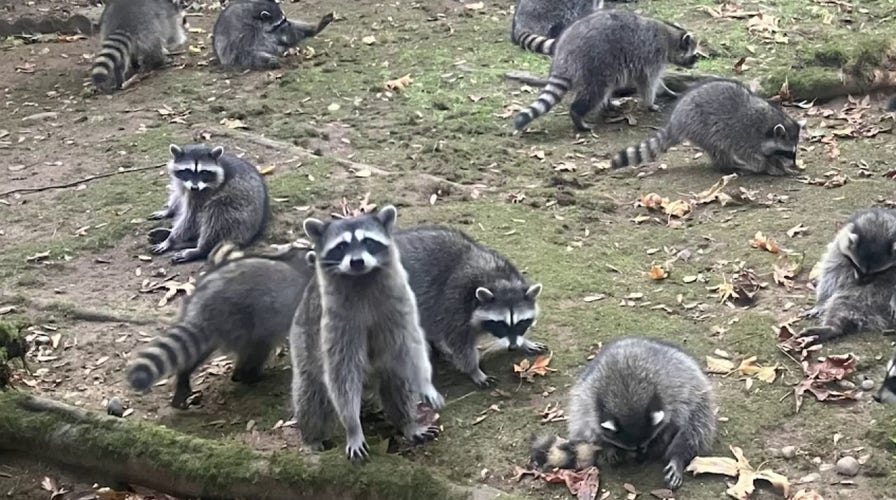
[289,206,444,461]
[532,338,716,490]
[511,0,606,56]
[513,9,697,131]
[127,241,312,408]
[611,79,803,175]
[801,208,896,343]
[875,352,896,405]
[148,144,269,264]
[213,0,334,69]
[888,96,896,112]
[91,0,187,93]
[394,226,546,387]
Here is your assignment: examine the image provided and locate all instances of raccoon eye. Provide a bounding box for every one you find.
[362,238,387,255]
[198,171,218,183]
[259,10,272,21]
[174,170,193,182]
[513,319,534,334]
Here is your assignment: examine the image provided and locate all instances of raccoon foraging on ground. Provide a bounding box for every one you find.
[800,208,896,344]
[513,9,697,132]
[91,0,188,93]
[290,206,444,461]
[213,0,335,69]
[148,144,269,264]
[874,352,896,404]
[611,79,803,175]
[531,337,716,490]
[127,241,313,409]
[393,226,546,387]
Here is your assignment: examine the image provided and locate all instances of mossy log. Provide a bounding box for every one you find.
[0,393,499,500]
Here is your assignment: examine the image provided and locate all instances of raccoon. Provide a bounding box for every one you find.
[127,241,313,409]
[393,226,546,387]
[148,144,269,264]
[289,206,444,461]
[511,0,600,56]
[91,0,188,93]
[610,79,802,176]
[513,9,697,132]
[213,0,335,69]
[531,337,716,490]
[874,352,896,404]
[800,208,896,344]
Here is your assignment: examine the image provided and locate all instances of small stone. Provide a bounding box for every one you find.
[106,397,124,417]
[796,472,821,484]
[836,456,860,477]
[781,445,797,458]
[860,379,875,391]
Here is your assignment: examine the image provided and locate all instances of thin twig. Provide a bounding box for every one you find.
[0,164,163,198]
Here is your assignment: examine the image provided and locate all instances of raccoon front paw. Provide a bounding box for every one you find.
[596,447,623,466]
[663,461,683,490]
[420,386,445,410]
[147,227,171,245]
[148,209,170,221]
[471,370,497,388]
[302,440,327,452]
[522,340,549,355]
[801,306,823,319]
[172,248,202,264]
[345,436,370,463]
[404,423,441,444]
[151,239,172,254]
[646,103,661,112]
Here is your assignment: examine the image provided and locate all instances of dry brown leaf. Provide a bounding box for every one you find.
[384,74,413,92]
[221,118,248,129]
[737,356,778,384]
[686,446,790,499]
[706,356,736,374]
[514,354,556,382]
[542,466,600,500]
[694,174,738,205]
[749,232,780,253]
[648,265,668,281]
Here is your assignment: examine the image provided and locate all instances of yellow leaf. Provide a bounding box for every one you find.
[749,232,780,253]
[648,265,668,281]
[706,356,735,374]
[687,446,790,500]
[663,199,692,218]
[258,166,276,175]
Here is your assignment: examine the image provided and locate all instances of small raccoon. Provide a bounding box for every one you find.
[874,352,896,404]
[800,208,896,344]
[531,337,716,490]
[511,0,601,56]
[91,0,188,93]
[213,0,334,69]
[611,79,803,176]
[394,226,546,387]
[513,9,697,132]
[148,144,269,264]
[127,241,313,408]
[290,206,444,461]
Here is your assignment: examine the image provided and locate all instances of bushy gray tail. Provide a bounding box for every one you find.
[529,433,598,470]
[127,324,212,391]
[513,76,571,130]
[91,30,133,93]
[611,128,672,169]
[514,32,556,56]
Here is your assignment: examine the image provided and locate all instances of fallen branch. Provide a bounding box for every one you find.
[25,299,158,325]
[0,393,501,500]
[0,164,163,198]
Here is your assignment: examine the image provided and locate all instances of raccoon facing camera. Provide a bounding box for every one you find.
[213,0,335,69]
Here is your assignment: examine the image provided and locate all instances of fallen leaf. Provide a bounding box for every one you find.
[737,356,778,384]
[694,174,738,205]
[706,356,736,374]
[220,118,248,129]
[786,224,808,238]
[542,466,600,500]
[384,74,413,92]
[686,446,790,499]
[648,265,668,281]
[514,353,556,382]
[749,232,780,253]
[361,35,377,45]
[257,166,276,175]
[464,2,485,10]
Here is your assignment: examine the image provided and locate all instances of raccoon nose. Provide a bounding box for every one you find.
[349,258,365,271]
[189,185,200,192]
[872,393,882,403]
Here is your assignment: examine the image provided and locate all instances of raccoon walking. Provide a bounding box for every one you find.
[148,144,269,264]
[213,0,335,69]
[290,206,444,460]
[91,0,188,93]
[874,352,896,405]
[513,9,697,131]
[800,208,896,344]
[394,226,546,387]
[611,79,802,175]
[531,337,716,490]
[127,241,313,408]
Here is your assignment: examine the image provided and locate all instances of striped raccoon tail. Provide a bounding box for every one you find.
[206,240,246,269]
[610,128,672,169]
[127,324,212,391]
[530,434,599,470]
[515,32,556,56]
[91,30,133,93]
[513,75,571,130]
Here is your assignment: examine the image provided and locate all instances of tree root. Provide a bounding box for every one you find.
[25,299,157,325]
[0,164,163,198]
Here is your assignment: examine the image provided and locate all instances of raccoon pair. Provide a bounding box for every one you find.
[148,144,268,264]
[531,338,716,490]
[90,0,332,93]
[511,0,635,56]
[290,206,547,459]
[127,241,313,409]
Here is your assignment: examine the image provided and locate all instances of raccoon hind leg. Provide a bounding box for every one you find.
[636,73,664,112]
[439,335,494,388]
[292,367,336,451]
[171,346,214,409]
[231,342,275,383]
[569,85,609,132]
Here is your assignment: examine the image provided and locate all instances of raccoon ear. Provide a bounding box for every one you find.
[773,123,787,138]
[650,410,665,426]
[846,231,859,247]
[475,287,495,303]
[376,205,398,232]
[210,146,225,161]
[169,144,183,158]
[305,251,317,266]
[600,420,617,432]
[797,118,807,128]
[526,283,542,300]
[679,32,693,50]
[302,218,326,241]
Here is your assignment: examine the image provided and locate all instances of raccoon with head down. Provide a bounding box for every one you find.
[511,0,616,56]
[91,0,188,93]
[393,226,546,387]
[513,9,698,132]
[611,79,803,176]
[874,351,896,405]
[127,240,313,408]
[213,0,334,69]
[531,337,716,490]
[800,208,896,344]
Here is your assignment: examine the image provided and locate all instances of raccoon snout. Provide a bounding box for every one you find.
[349,258,365,271]
[682,54,698,67]
[189,185,201,192]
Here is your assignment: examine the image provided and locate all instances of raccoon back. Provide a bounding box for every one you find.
[196,154,270,245]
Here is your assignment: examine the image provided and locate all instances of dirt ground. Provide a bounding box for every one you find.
[0,0,895,499]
